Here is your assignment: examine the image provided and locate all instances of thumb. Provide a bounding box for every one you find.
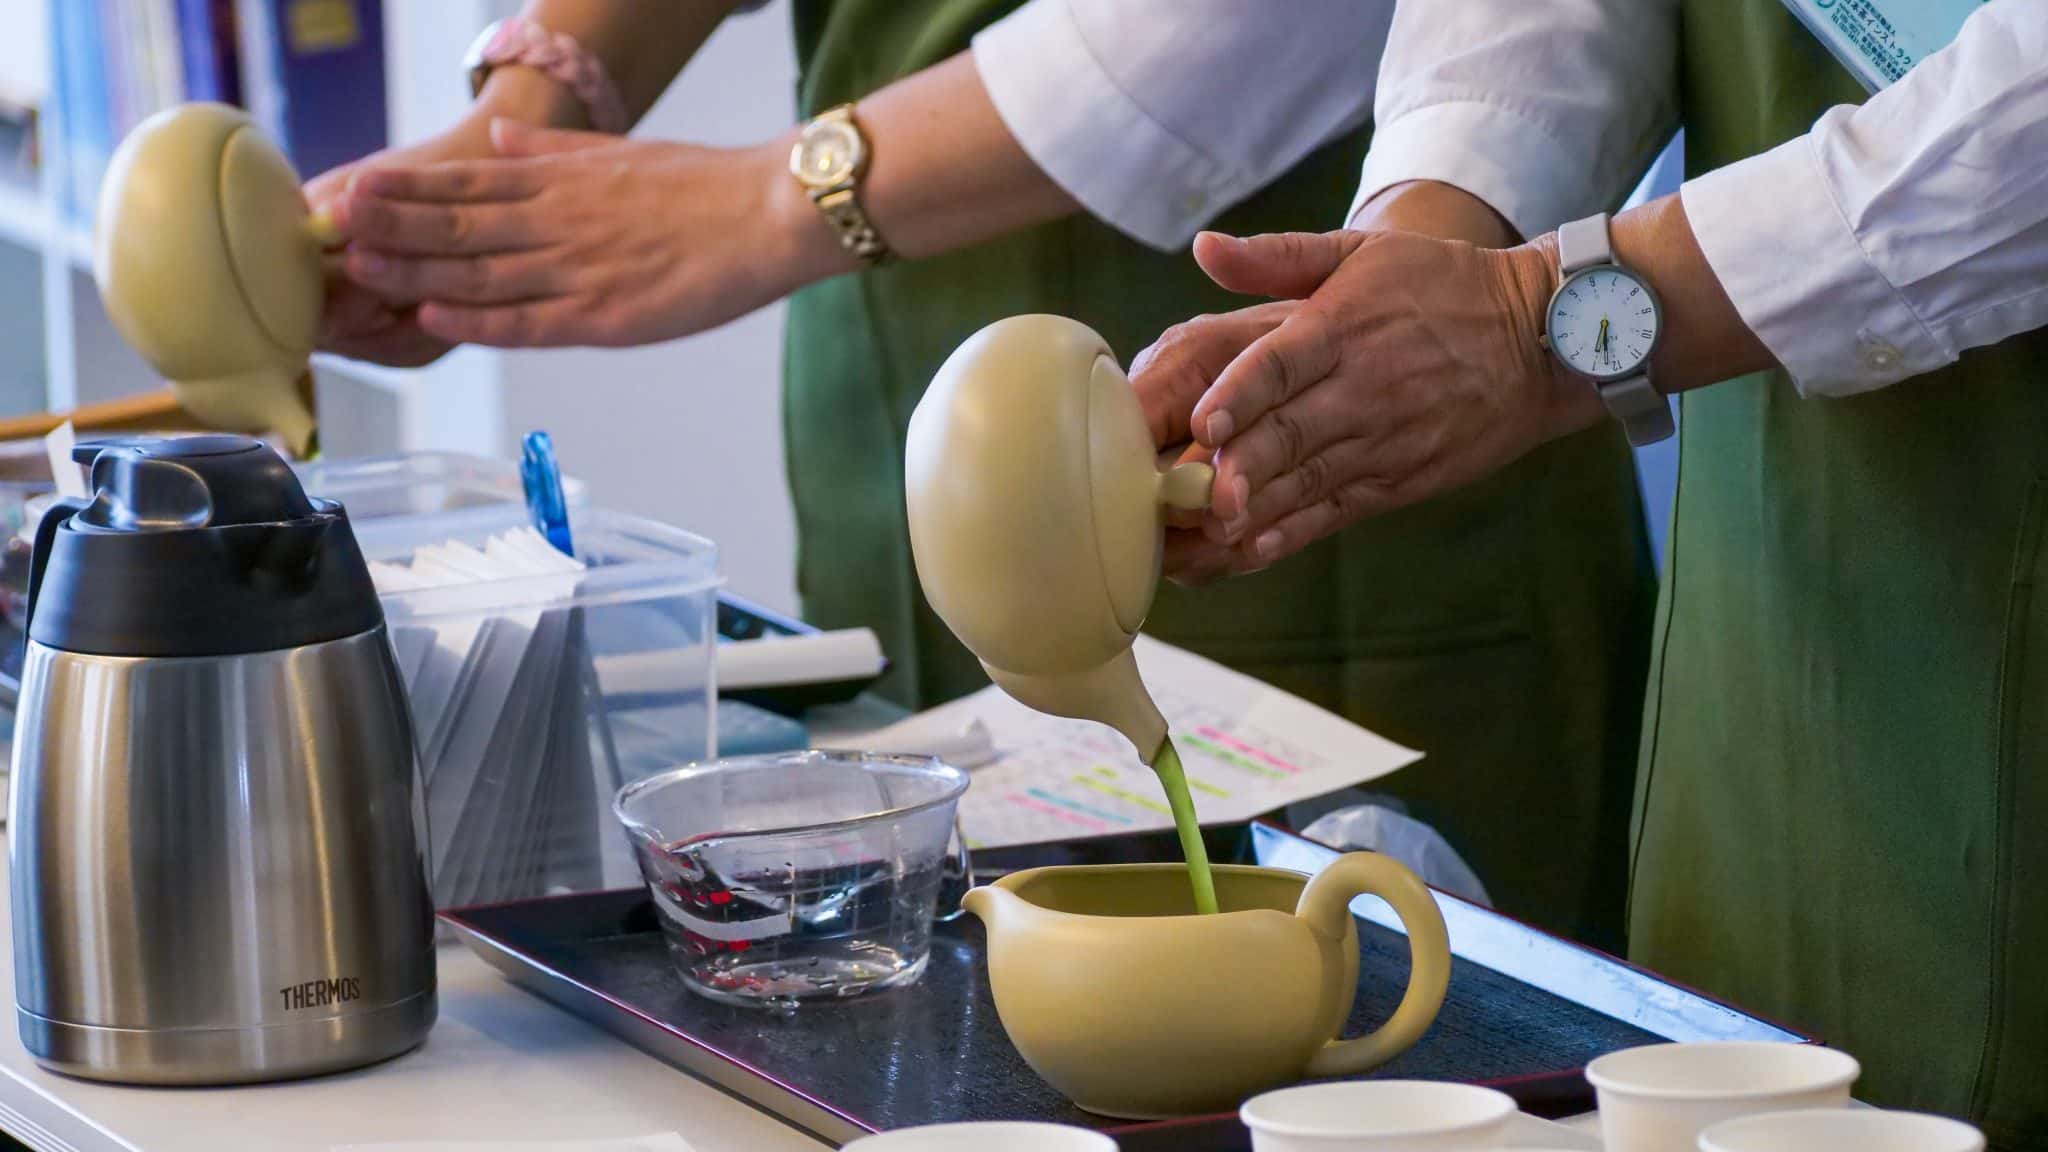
[1193,230,1368,300]
[490,118,614,157]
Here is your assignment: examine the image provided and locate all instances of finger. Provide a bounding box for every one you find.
[1164,529,1237,588]
[491,118,616,157]
[1189,310,1338,453]
[1192,230,1366,301]
[320,274,396,339]
[348,159,544,205]
[336,196,547,256]
[319,295,452,367]
[418,297,613,348]
[1236,477,1409,569]
[344,247,568,305]
[1232,437,1396,534]
[1208,384,1384,527]
[1130,301,1296,447]
[304,165,353,213]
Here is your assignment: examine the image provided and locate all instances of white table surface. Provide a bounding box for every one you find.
[0,840,831,1152]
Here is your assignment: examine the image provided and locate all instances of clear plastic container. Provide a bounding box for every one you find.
[351,504,721,909]
[615,751,971,1011]
[296,451,588,528]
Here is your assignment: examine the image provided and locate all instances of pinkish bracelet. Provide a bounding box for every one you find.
[465,17,629,136]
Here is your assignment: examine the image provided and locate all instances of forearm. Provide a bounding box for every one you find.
[771,52,1081,283]
[456,0,734,141]
[518,0,733,125]
[1604,194,1773,393]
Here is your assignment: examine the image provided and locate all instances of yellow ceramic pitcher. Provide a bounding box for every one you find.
[964,855,1452,1118]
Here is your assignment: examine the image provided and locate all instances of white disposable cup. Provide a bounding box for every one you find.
[1699,1108,1985,1152]
[1585,1042,1859,1152]
[842,1122,1117,1152]
[1239,1080,1518,1151]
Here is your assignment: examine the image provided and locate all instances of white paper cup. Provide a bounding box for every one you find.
[1585,1042,1859,1152]
[1239,1080,1518,1151]
[1700,1109,1985,1152]
[842,1122,1117,1152]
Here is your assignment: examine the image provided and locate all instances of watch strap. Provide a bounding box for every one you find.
[1556,212,1614,274]
[814,188,892,265]
[1603,371,1675,446]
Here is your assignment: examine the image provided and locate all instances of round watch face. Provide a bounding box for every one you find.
[1547,266,1661,381]
[792,119,862,188]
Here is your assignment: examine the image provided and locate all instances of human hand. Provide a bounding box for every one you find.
[327,119,851,349]
[307,129,493,367]
[1133,228,1601,579]
[1128,301,1296,585]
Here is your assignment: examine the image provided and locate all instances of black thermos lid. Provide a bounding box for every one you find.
[25,435,384,657]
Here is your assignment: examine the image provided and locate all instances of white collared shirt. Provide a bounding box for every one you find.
[970,0,1392,251]
[1353,0,2048,397]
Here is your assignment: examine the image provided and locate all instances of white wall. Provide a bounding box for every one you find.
[496,4,800,612]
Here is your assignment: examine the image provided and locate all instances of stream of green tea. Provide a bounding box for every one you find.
[1149,736,1219,915]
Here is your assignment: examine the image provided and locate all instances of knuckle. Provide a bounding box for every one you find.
[1295,452,1332,503]
[1252,339,1297,400]
[1267,409,1308,466]
[460,255,491,296]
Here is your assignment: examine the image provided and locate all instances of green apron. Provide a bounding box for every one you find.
[1634,4,2048,1144]
[783,0,1656,952]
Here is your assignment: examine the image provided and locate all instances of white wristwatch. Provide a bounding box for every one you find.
[1542,213,1674,446]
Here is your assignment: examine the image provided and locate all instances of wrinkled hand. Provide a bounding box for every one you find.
[1130,301,1297,584]
[1131,229,1600,581]
[328,120,844,349]
[306,133,482,368]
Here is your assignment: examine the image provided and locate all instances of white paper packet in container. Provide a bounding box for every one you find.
[350,508,721,910]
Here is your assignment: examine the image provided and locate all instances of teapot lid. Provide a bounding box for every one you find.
[26,435,383,657]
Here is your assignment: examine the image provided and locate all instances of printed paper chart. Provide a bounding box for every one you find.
[862,637,1421,849]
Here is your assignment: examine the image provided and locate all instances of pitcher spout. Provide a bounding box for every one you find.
[959,884,1002,925]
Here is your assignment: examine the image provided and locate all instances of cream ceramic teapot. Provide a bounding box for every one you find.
[904,314,1212,760]
[95,103,333,456]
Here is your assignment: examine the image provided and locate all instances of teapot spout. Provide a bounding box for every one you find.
[985,648,1167,762]
[173,368,317,458]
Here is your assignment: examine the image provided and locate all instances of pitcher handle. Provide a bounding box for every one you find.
[1297,851,1451,1077]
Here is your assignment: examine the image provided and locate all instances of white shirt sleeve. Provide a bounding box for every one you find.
[1682,0,2048,397]
[972,0,1391,251]
[1350,0,1680,240]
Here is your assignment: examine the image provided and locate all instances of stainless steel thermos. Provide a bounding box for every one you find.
[9,435,435,1084]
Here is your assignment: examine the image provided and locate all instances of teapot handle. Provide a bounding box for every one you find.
[1297,851,1451,1077]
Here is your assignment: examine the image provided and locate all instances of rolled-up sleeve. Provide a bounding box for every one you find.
[1681,1,2048,397]
[1350,0,1679,240]
[973,0,1390,251]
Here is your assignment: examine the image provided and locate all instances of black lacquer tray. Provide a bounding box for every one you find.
[444,822,1809,1150]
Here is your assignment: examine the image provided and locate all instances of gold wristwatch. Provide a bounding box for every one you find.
[790,104,892,266]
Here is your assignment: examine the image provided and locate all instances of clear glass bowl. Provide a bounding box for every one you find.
[614,751,970,1010]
